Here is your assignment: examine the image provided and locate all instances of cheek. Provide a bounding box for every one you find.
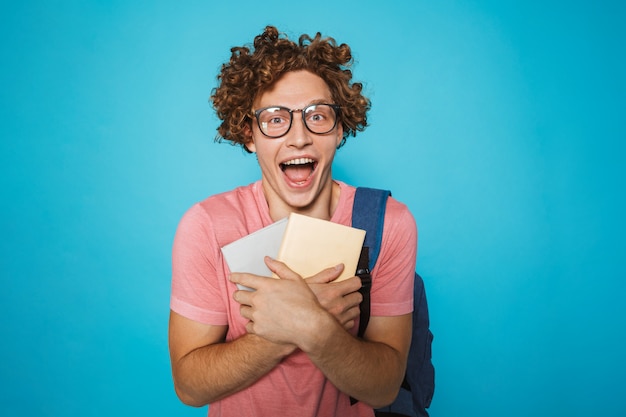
[251,139,281,165]
[324,143,338,163]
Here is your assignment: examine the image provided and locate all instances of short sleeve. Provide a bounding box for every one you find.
[170,204,229,325]
[369,198,417,317]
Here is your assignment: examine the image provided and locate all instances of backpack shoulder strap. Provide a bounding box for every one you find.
[352,187,391,270]
[349,187,391,406]
[352,187,391,339]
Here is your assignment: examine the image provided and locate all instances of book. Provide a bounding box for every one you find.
[221,217,288,290]
[276,213,366,282]
[221,214,366,290]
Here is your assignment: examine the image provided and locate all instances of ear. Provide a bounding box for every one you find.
[335,124,344,148]
[243,124,256,153]
[245,140,256,153]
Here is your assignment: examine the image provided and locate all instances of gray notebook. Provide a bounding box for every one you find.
[221,217,288,290]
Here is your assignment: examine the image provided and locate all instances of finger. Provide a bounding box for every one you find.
[264,257,302,281]
[340,305,361,330]
[344,305,361,322]
[306,264,344,284]
[230,272,263,291]
[245,320,255,334]
[332,276,363,295]
[233,289,253,308]
[341,290,364,310]
[239,304,253,321]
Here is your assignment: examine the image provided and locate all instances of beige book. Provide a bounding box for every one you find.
[276,213,366,282]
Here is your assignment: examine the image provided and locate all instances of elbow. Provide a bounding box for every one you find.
[371,389,401,409]
[366,372,406,409]
[173,381,209,408]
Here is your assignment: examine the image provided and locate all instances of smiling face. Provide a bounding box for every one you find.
[245,70,344,221]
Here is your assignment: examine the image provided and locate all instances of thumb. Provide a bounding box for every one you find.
[306,263,345,284]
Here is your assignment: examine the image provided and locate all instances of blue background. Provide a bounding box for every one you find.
[2,1,625,416]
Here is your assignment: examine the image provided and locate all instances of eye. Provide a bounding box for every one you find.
[305,105,332,125]
[309,112,325,122]
[268,116,287,124]
[305,105,329,124]
[260,108,290,125]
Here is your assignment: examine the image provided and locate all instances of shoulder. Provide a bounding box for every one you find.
[385,195,416,231]
[196,181,261,217]
[176,184,250,232]
[383,195,417,254]
[182,181,264,223]
[175,181,269,248]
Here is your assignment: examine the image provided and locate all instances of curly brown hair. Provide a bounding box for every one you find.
[211,26,371,150]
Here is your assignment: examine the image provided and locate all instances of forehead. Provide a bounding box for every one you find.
[254,70,333,108]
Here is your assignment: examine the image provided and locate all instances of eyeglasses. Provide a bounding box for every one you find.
[253,104,341,139]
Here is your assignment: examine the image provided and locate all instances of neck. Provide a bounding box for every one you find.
[267,181,340,222]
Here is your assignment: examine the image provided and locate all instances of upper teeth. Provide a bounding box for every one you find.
[283,158,314,166]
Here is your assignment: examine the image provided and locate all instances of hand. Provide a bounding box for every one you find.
[230,257,331,348]
[306,265,363,330]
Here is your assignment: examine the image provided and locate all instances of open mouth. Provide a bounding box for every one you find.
[280,157,317,185]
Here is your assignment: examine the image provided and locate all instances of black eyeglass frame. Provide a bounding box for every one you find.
[252,104,341,139]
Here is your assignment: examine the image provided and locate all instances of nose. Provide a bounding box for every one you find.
[284,111,313,148]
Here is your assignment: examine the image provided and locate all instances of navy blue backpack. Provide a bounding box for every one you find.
[352,187,435,417]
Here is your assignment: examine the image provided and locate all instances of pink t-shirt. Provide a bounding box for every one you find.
[171,180,417,417]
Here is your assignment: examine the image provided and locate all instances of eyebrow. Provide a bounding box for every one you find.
[261,100,334,109]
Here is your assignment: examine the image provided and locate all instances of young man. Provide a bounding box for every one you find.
[169,26,417,417]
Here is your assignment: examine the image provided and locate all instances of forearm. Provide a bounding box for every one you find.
[231,261,411,407]
[303,313,409,408]
[173,333,295,406]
